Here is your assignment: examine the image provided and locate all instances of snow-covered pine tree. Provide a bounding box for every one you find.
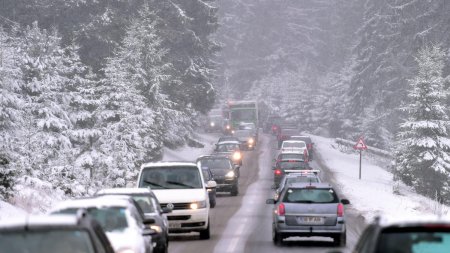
[395,45,450,203]
[97,5,167,187]
[0,28,23,199]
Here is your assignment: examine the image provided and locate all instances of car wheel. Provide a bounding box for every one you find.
[272,229,283,245]
[199,220,210,240]
[154,240,168,253]
[230,185,239,196]
[334,231,346,247]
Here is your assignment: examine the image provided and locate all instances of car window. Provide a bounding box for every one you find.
[55,207,128,232]
[199,158,231,170]
[283,188,339,203]
[282,142,306,148]
[201,169,212,181]
[278,153,303,160]
[278,161,307,170]
[139,166,203,189]
[132,196,156,213]
[376,228,450,253]
[216,144,239,152]
[0,229,95,253]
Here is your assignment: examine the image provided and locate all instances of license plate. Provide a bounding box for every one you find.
[168,222,181,229]
[297,216,325,225]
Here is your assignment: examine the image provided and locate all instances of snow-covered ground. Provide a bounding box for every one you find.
[0,200,26,221]
[162,133,218,161]
[312,135,450,222]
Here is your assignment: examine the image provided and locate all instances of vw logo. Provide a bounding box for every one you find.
[166,203,174,209]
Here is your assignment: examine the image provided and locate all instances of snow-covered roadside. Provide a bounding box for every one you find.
[162,133,219,161]
[0,200,26,221]
[312,135,450,222]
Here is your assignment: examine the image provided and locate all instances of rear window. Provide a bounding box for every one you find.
[283,188,339,203]
[278,161,308,170]
[282,142,306,148]
[376,227,450,253]
[54,207,128,232]
[0,229,95,253]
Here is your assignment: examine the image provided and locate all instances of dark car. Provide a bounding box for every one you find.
[205,115,224,133]
[95,188,171,253]
[0,212,115,253]
[199,165,217,207]
[197,155,239,196]
[351,216,450,253]
[264,115,283,135]
[289,135,314,160]
[277,128,300,148]
[233,129,256,150]
[272,158,310,187]
[266,182,350,246]
[213,141,243,166]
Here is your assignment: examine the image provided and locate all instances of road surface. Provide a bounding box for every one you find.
[169,133,365,253]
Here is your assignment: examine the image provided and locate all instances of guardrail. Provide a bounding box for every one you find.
[335,138,393,158]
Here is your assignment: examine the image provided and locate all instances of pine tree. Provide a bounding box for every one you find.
[395,45,450,203]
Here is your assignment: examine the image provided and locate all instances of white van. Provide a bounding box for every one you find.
[137,162,216,239]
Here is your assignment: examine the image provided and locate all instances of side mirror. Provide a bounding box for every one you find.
[143,218,156,225]
[272,166,276,170]
[161,207,172,214]
[266,199,276,204]
[341,199,350,205]
[206,180,217,189]
[142,228,157,236]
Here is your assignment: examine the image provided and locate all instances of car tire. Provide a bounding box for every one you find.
[334,232,346,247]
[230,185,239,196]
[199,220,210,240]
[272,229,283,245]
[154,240,168,253]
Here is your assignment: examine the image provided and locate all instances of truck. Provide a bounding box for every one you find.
[227,100,259,130]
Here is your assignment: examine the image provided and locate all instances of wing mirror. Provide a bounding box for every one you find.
[143,218,156,225]
[206,180,217,189]
[341,199,350,205]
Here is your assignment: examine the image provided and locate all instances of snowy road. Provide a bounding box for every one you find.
[169,133,365,253]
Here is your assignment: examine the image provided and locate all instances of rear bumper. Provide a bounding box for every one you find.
[274,221,345,238]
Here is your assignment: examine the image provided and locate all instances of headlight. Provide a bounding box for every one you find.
[232,152,241,160]
[190,201,207,209]
[210,122,215,127]
[225,171,235,178]
[150,225,163,233]
[226,125,230,129]
[248,138,254,144]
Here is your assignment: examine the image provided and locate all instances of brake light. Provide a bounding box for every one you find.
[274,169,282,175]
[423,224,450,229]
[278,203,285,216]
[337,203,344,217]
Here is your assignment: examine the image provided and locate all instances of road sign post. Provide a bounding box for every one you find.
[353,137,368,180]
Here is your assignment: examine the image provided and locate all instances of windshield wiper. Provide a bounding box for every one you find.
[143,179,168,189]
[166,181,195,188]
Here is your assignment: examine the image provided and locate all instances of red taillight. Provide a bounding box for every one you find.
[278,203,285,216]
[304,149,309,162]
[337,203,344,217]
[275,169,282,175]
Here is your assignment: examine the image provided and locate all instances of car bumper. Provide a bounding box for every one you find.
[216,182,238,192]
[274,218,346,238]
[166,208,209,233]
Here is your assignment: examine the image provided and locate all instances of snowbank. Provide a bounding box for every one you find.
[162,133,219,161]
[313,135,450,222]
[0,200,26,221]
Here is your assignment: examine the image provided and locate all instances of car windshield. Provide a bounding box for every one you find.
[376,228,450,253]
[278,161,308,170]
[234,130,252,138]
[139,166,203,189]
[132,196,156,213]
[283,188,339,203]
[283,142,306,148]
[199,158,231,171]
[219,137,237,142]
[201,169,212,181]
[216,144,239,152]
[0,229,95,253]
[54,207,128,232]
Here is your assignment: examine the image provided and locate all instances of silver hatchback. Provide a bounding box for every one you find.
[266,182,350,246]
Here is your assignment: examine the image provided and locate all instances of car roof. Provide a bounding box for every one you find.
[282,140,306,144]
[51,195,134,211]
[141,161,197,168]
[197,155,230,160]
[217,141,240,145]
[279,158,305,162]
[375,215,450,227]
[285,170,320,177]
[0,215,80,230]
[96,188,153,195]
[287,182,332,188]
